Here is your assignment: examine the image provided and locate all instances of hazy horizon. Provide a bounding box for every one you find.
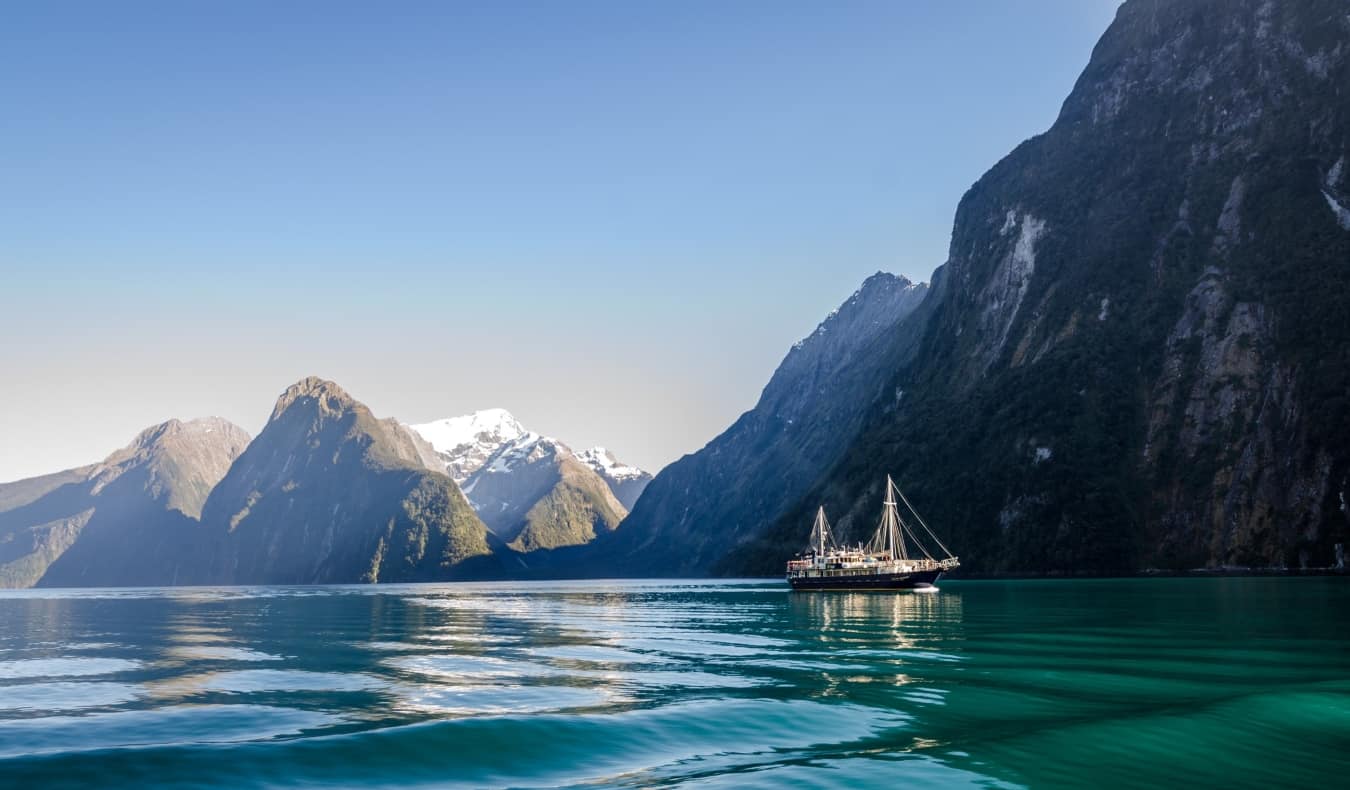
[1,0,1120,483]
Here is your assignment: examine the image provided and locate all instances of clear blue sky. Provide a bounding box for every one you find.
[0,0,1121,482]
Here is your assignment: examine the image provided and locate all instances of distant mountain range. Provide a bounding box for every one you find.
[0,417,250,588]
[408,410,650,552]
[0,381,648,587]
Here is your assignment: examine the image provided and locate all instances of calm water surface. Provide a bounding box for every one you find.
[0,578,1346,788]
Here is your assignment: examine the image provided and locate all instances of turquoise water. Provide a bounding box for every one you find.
[0,578,1346,788]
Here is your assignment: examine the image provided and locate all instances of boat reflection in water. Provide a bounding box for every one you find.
[791,586,965,646]
[787,477,959,591]
[789,587,966,698]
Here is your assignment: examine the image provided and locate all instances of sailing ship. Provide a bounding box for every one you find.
[786,476,959,591]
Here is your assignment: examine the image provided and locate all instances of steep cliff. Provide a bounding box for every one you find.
[607,272,930,575]
[732,0,1350,575]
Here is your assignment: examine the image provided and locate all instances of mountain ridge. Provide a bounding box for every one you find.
[408,409,650,549]
[601,272,931,575]
[0,417,251,588]
[732,0,1350,576]
[201,377,492,584]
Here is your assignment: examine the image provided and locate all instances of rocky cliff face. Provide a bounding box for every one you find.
[201,377,491,583]
[605,272,930,575]
[0,418,251,587]
[732,0,1350,575]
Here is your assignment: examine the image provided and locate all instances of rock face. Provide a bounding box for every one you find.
[725,0,1350,575]
[201,377,491,583]
[605,272,930,575]
[0,418,251,588]
[408,411,648,551]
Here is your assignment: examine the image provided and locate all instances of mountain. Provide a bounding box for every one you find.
[408,410,649,550]
[574,447,652,510]
[721,0,1350,575]
[605,272,930,575]
[0,387,650,587]
[408,409,526,483]
[201,377,491,583]
[0,418,251,588]
[459,433,627,552]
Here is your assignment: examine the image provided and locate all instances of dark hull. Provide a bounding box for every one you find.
[786,569,944,591]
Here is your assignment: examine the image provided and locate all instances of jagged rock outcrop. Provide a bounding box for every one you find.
[0,418,251,587]
[602,272,930,575]
[201,377,491,583]
[731,0,1350,575]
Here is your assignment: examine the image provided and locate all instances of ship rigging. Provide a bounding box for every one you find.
[786,476,959,591]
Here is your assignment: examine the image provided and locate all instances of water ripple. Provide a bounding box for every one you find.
[0,578,1345,788]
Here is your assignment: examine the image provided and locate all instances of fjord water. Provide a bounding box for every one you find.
[0,580,1346,788]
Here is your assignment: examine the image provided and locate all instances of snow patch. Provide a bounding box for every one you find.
[575,447,646,482]
[483,431,553,475]
[1000,209,1018,236]
[1033,447,1052,464]
[408,409,528,482]
[1098,297,1110,322]
[409,409,524,455]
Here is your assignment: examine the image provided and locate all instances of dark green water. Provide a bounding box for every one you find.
[0,579,1346,788]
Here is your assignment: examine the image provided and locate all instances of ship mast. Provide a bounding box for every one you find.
[895,483,957,561]
[865,475,959,563]
[866,477,907,559]
[808,506,835,556]
[884,476,907,560]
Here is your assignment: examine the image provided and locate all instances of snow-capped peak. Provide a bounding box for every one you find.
[411,408,524,453]
[575,446,647,482]
[407,408,527,483]
[408,409,650,511]
[482,431,561,475]
[459,430,566,502]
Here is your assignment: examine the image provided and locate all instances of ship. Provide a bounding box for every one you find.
[786,476,959,591]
